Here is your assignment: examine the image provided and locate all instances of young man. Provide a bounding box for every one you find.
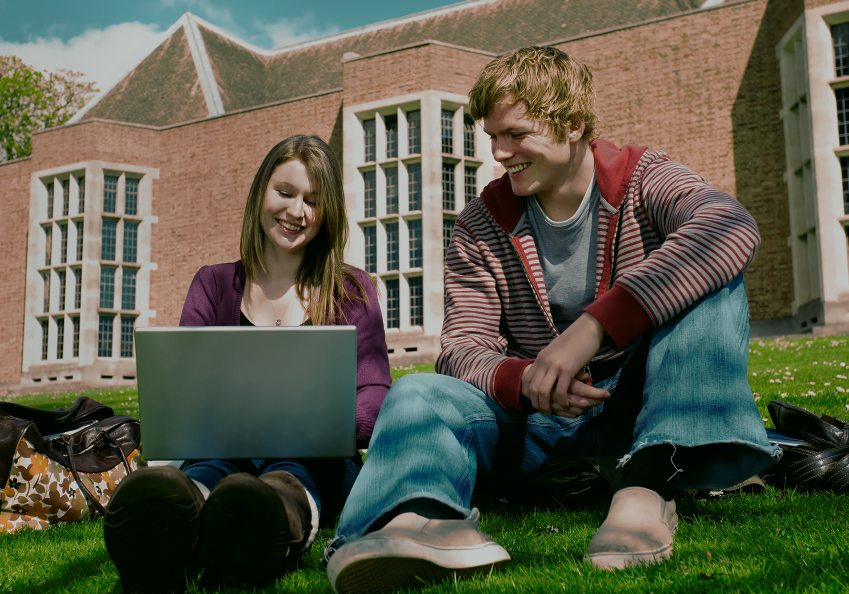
[325,46,781,593]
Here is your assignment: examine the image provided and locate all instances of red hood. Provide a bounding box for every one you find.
[480,139,647,232]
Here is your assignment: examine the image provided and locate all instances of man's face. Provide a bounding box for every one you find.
[482,98,583,204]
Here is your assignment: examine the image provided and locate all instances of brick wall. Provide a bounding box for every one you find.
[4,0,840,391]
[0,93,343,391]
[341,3,802,321]
[0,121,164,390]
[147,93,343,327]
[342,42,492,105]
[554,0,799,320]
[0,158,33,389]
[29,120,162,168]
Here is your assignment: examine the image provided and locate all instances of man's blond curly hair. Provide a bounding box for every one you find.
[468,46,597,141]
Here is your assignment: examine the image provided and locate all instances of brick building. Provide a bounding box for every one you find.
[1,0,848,394]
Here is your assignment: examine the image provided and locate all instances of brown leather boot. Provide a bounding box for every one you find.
[104,466,205,593]
[260,471,313,554]
[198,471,311,587]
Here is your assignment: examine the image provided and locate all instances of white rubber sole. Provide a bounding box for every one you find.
[328,536,511,593]
[585,544,673,570]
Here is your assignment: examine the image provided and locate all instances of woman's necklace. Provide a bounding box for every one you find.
[245,276,305,327]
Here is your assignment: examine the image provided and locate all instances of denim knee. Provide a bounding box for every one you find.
[383,373,448,409]
[377,373,494,433]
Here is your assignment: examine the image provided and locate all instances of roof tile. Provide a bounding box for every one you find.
[83,26,209,126]
[82,0,704,126]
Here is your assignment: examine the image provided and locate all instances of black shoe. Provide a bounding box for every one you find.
[103,466,205,593]
[198,473,294,587]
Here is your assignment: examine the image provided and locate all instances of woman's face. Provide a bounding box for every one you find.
[260,158,321,257]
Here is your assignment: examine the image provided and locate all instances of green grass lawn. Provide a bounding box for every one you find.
[2,337,849,593]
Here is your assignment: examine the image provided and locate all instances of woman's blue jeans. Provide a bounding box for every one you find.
[332,275,781,545]
[181,456,361,526]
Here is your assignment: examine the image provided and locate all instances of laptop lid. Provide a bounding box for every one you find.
[134,325,357,460]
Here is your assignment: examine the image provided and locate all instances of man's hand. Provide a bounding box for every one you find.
[521,313,609,417]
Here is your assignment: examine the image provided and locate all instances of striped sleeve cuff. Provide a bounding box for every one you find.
[492,357,534,410]
[584,284,654,351]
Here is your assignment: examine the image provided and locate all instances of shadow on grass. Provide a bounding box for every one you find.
[5,550,119,594]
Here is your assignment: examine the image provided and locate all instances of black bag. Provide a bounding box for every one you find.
[0,396,141,532]
[763,400,849,492]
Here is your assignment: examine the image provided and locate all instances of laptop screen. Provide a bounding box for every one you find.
[134,326,357,460]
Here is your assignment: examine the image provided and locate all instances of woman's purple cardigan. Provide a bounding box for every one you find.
[178,261,392,449]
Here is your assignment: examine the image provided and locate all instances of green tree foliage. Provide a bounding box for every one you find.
[0,56,98,161]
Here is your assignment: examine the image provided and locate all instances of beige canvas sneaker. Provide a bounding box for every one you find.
[585,486,678,570]
[326,509,510,594]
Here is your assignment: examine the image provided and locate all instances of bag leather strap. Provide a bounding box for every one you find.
[823,453,849,490]
[786,444,849,487]
[64,430,133,516]
[766,400,849,493]
[0,397,114,436]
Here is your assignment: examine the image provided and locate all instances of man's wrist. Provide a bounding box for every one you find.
[576,312,605,351]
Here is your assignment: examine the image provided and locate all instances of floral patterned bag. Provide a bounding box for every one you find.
[0,396,141,533]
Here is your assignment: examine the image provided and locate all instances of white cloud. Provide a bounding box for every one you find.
[257,16,340,49]
[159,0,243,37]
[0,22,167,94]
[160,0,338,47]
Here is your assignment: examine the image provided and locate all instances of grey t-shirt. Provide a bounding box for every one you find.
[525,178,599,333]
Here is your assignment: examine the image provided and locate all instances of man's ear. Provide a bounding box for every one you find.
[567,121,585,142]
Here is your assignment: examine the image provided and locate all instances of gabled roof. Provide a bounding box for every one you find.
[76,19,211,126]
[75,0,705,127]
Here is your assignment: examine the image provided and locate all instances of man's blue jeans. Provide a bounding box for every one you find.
[331,275,781,546]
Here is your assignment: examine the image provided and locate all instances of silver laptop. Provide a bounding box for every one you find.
[134,326,357,460]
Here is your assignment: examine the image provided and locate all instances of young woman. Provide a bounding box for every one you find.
[104,135,391,592]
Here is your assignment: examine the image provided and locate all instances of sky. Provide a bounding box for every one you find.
[0,0,468,94]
